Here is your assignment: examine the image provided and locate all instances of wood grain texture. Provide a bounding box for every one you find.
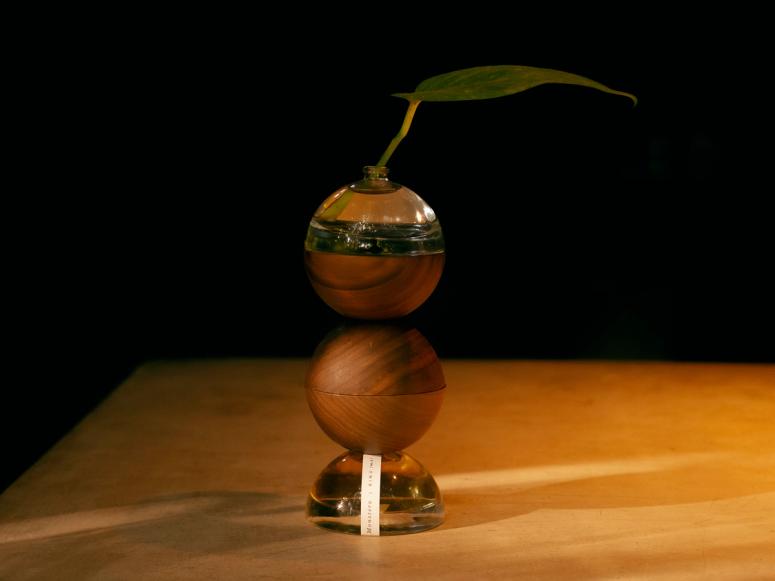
[2,360,775,580]
[306,389,444,454]
[304,251,444,319]
[306,325,446,395]
[306,324,446,453]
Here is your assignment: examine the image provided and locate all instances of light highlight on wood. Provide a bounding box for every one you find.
[3,360,774,579]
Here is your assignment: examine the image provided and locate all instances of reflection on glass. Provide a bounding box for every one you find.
[304,166,444,319]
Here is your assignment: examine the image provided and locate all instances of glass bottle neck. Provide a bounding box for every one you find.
[350,166,398,193]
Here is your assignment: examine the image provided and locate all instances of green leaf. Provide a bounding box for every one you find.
[393,65,637,105]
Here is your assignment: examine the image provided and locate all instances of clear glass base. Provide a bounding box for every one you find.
[307,451,444,535]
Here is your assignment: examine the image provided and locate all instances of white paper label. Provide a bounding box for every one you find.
[360,453,382,536]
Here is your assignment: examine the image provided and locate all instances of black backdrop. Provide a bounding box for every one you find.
[5,10,773,490]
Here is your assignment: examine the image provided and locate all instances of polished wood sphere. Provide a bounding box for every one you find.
[306,325,445,454]
[304,251,445,320]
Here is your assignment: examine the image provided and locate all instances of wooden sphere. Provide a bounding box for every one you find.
[306,325,445,454]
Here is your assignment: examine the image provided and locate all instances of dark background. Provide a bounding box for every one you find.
[5,10,773,490]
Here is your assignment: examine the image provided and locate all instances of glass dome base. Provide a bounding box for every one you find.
[306,451,444,535]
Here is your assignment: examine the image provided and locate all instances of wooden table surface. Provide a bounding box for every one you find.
[1,360,774,580]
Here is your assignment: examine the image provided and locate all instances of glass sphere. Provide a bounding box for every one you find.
[305,166,444,319]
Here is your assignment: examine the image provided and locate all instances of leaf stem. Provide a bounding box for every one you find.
[377,100,421,167]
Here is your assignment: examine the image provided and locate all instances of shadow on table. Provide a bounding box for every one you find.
[0,491,313,577]
[436,451,775,530]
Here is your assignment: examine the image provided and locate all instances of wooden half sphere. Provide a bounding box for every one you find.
[304,251,445,320]
[306,325,445,454]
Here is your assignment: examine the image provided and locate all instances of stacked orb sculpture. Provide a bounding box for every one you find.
[304,167,446,535]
